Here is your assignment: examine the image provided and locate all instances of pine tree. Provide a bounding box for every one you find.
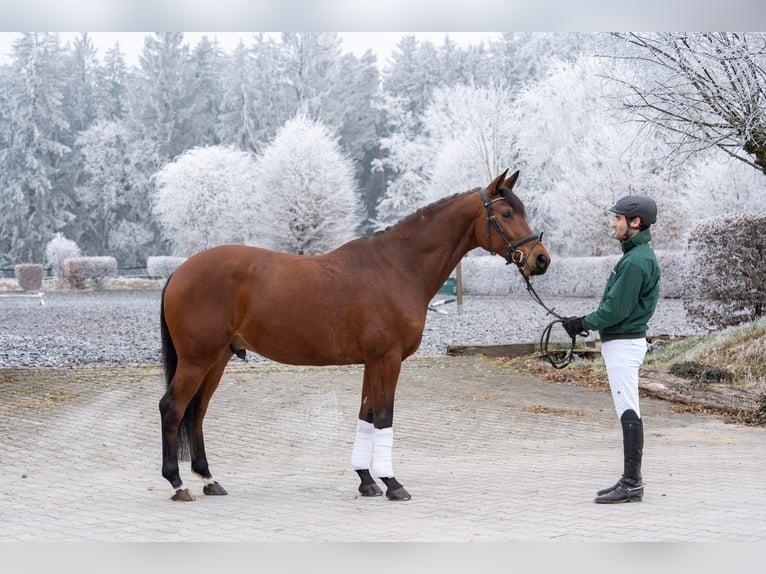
[133,32,191,161]
[0,33,72,266]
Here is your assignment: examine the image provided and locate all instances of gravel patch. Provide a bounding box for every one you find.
[0,289,706,368]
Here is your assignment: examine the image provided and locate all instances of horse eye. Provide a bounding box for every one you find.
[501,211,512,219]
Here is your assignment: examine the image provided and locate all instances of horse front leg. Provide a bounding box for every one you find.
[365,355,411,501]
[352,368,383,497]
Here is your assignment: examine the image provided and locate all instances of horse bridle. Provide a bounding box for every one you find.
[479,187,544,270]
[479,187,582,369]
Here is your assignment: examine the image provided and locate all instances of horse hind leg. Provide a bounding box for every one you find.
[159,362,207,501]
[189,354,231,496]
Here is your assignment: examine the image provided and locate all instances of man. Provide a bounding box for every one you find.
[562,195,660,504]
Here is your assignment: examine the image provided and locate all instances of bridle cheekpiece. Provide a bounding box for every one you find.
[479,187,543,270]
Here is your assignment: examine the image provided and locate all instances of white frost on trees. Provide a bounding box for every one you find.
[254,114,362,255]
[374,82,518,232]
[512,56,683,256]
[152,145,260,256]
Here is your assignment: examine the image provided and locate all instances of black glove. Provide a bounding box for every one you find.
[562,316,585,338]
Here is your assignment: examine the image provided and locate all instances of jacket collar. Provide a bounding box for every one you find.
[621,228,652,253]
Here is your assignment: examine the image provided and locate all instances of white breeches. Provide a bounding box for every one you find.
[350,420,394,478]
[600,338,647,419]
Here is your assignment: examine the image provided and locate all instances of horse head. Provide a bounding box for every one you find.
[477,170,550,277]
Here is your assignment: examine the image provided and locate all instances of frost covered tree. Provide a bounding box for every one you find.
[0,33,72,266]
[217,36,291,153]
[332,50,381,233]
[95,42,129,121]
[133,33,191,160]
[372,93,431,231]
[424,82,518,194]
[216,40,260,152]
[153,145,260,256]
[512,55,684,256]
[184,35,224,149]
[374,82,518,232]
[254,115,362,255]
[62,33,100,133]
[489,33,591,95]
[610,33,766,175]
[74,120,161,265]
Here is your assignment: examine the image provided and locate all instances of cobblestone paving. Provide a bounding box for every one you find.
[1,356,763,541]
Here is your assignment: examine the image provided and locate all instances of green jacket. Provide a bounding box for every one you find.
[583,229,660,341]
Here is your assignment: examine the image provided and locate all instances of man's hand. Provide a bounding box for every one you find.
[562,316,586,338]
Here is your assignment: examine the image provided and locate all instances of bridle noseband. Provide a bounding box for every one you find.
[479,187,543,270]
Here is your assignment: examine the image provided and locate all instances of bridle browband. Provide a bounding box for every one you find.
[479,186,543,270]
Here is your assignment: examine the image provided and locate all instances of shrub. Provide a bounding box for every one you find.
[460,250,684,298]
[14,263,43,291]
[64,257,118,290]
[46,233,81,280]
[681,214,766,329]
[146,256,187,279]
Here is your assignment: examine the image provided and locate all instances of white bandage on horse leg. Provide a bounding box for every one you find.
[351,419,375,470]
[192,471,218,486]
[372,426,394,478]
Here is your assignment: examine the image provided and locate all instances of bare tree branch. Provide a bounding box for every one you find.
[609,32,766,175]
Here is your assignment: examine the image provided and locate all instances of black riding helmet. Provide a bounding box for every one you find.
[609,195,657,227]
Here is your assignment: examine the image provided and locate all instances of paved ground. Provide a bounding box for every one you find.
[1,356,764,542]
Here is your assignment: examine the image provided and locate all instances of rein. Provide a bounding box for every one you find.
[519,272,580,369]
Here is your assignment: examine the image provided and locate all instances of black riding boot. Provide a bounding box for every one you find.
[595,409,644,503]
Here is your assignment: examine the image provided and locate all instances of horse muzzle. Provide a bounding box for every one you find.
[507,233,550,277]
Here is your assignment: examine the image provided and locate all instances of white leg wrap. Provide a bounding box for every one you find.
[193,471,217,486]
[372,427,394,478]
[350,419,375,470]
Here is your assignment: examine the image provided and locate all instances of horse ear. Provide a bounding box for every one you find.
[487,169,510,196]
[505,170,520,190]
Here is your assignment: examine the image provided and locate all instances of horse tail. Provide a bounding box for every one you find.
[160,274,191,461]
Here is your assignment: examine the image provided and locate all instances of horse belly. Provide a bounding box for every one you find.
[238,307,363,366]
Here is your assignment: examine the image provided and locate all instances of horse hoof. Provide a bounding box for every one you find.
[171,488,197,502]
[203,481,228,496]
[358,483,383,497]
[386,486,411,501]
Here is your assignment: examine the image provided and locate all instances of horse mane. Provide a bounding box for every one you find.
[374,190,469,236]
[374,184,525,236]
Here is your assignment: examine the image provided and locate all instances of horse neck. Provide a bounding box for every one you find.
[375,191,481,296]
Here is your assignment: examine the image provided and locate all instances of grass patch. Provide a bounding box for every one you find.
[644,317,766,391]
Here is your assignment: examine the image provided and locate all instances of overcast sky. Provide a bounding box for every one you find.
[0,32,500,67]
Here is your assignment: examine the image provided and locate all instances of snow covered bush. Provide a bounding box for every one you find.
[461,250,685,298]
[46,233,81,280]
[254,114,362,255]
[64,256,118,290]
[153,145,260,256]
[14,264,43,291]
[682,214,766,329]
[147,256,187,279]
[460,254,617,296]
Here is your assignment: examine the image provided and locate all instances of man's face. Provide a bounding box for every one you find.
[611,213,641,240]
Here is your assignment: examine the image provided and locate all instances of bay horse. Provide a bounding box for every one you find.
[159,169,550,502]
